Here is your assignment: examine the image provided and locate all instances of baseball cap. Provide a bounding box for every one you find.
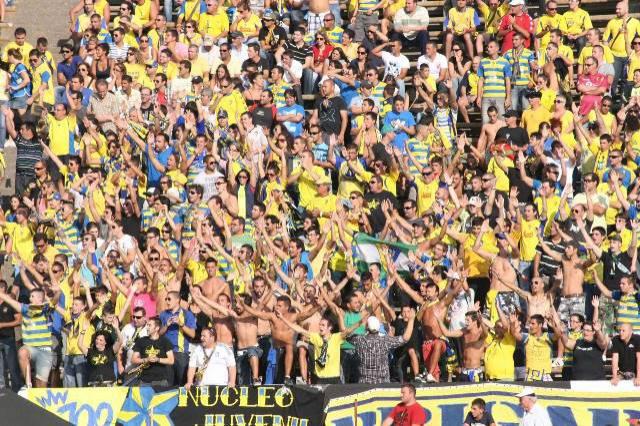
[263,9,276,20]
[217,109,228,119]
[503,110,519,118]
[191,76,203,84]
[515,387,536,398]
[166,187,181,203]
[230,31,244,39]
[360,81,373,90]
[367,316,381,333]
[203,35,214,46]
[317,175,331,185]
[509,0,525,6]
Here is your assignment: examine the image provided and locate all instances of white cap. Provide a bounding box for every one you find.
[509,0,525,5]
[166,187,181,203]
[515,387,536,398]
[367,316,381,333]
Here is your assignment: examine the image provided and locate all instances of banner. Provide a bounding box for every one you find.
[323,383,640,426]
[23,387,129,426]
[170,385,324,426]
[352,233,415,272]
[21,385,323,426]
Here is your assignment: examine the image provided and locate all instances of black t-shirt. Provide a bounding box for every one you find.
[252,106,275,129]
[611,334,640,374]
[242,57,269,74]
[364,190,399,234]
[132,336,173,382]
[464,411,496,426]
[495,125,529,148]
[0,301,17,339]
[572,339,605,380]
[392,317,420,351]
[284,41,312,66]
[86,347,116,383]
[601,251,633,291]
[314,96,347,136]
[258,26,288,51]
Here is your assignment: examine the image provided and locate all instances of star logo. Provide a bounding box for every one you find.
[117,387,178,426]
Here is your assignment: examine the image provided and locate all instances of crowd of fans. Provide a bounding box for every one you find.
[0,0,638,395]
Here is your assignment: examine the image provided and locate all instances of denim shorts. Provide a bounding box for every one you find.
[23,345,53,382]
[9,95,28,110]
[237,345,263,359]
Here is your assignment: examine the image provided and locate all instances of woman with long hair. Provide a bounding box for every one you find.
[448,41,471,100]
[6,48,31,118]
[138,34,156,63]
[179,19,203,46]
[243,71,264,108]
[91,43,112,82]
[312,30,334,78]
[77,63,96,90]
[210,64,230,93]
[79,327,123,385]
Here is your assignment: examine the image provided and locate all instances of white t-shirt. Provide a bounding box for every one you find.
[417,53,448,81]
[193,169,224,201]
[380,51,410,79]
[121,323,149,368]
[189,344,236,385]
[393,6,430,40]
[521,403,552,426]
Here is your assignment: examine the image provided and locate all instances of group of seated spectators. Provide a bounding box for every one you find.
[0,0,638,395]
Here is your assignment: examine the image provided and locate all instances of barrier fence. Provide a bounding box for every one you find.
[10,381,640,425]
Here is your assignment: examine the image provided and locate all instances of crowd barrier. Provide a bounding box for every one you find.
[11,381,640,425]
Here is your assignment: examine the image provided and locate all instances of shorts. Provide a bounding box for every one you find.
[296,340,309,350]
[23,345,53,382]
[421,339,444,380]
[237,345,263,359]
[9,95,28,110]
[557,295,586,325]
[460,366,485,382]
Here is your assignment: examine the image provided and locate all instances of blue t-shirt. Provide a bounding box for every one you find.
[146,145,174,186]
[10,63,31,99]
[383,110,416,150]
[57,56,83,83]
[277,104,305,137]
[335,79,360,108]
[159,308,197,353]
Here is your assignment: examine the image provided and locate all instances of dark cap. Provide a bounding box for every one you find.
[191,76,203,84]
[503,110,519,118]
[360,81,373,90]
[217,109,228,119]
[229,31,244,39]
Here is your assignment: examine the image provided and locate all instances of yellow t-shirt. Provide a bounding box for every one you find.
[604,17,640,57]
[235,14,261,39]
[563,8,592,36]
[47,114,77,156]
[291,165,326,208]
[2,41,34,62]
[63,311,94,356]
[198,9,229,39]
[487,156,513,192]
[524,332,554,380]
[415,178,440,216]
[306,194,337,228]
[536,14,568,50]
[540,88,556,112]
[463,233,498,278]
[484,331,515,380]
[578,45,615,65]
[586,110,616,135]
[521,106,552,136]
[309,332,343,378]
[628,51,640,81]
[157,61,178,80]
[519,219,540,262]
[477,2,509,35]
[4,222,35,264]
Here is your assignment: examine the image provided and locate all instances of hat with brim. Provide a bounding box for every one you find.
[515,387,536,398]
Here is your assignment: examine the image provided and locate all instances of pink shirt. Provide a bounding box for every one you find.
[132,293,157,318]
[578,72,609,115]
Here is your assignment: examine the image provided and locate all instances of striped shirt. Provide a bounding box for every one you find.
[613,291,640,333]
[182,201,210,240]
[15,135,42,173]
[357,0,377,12]
[478,56,512,98]
[55,218,80,258]
[21,304,54,347]
[504,48,534,87]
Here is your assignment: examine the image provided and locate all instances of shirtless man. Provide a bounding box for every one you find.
[392,269,459,383]
[297,284,323,383]
[307,0,331,37]
[249,276,275,381]
[438,310,488,381]
[239,295,320,385]
[477,105,506,156]
[539,218,600,325]
[191,289,235,347]
[194,289,263,385]
[473,220,521,323]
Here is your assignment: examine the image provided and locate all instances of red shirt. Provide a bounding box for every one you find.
[498,13,533,53]
[387,402,428,426]
[578,72,610,115]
